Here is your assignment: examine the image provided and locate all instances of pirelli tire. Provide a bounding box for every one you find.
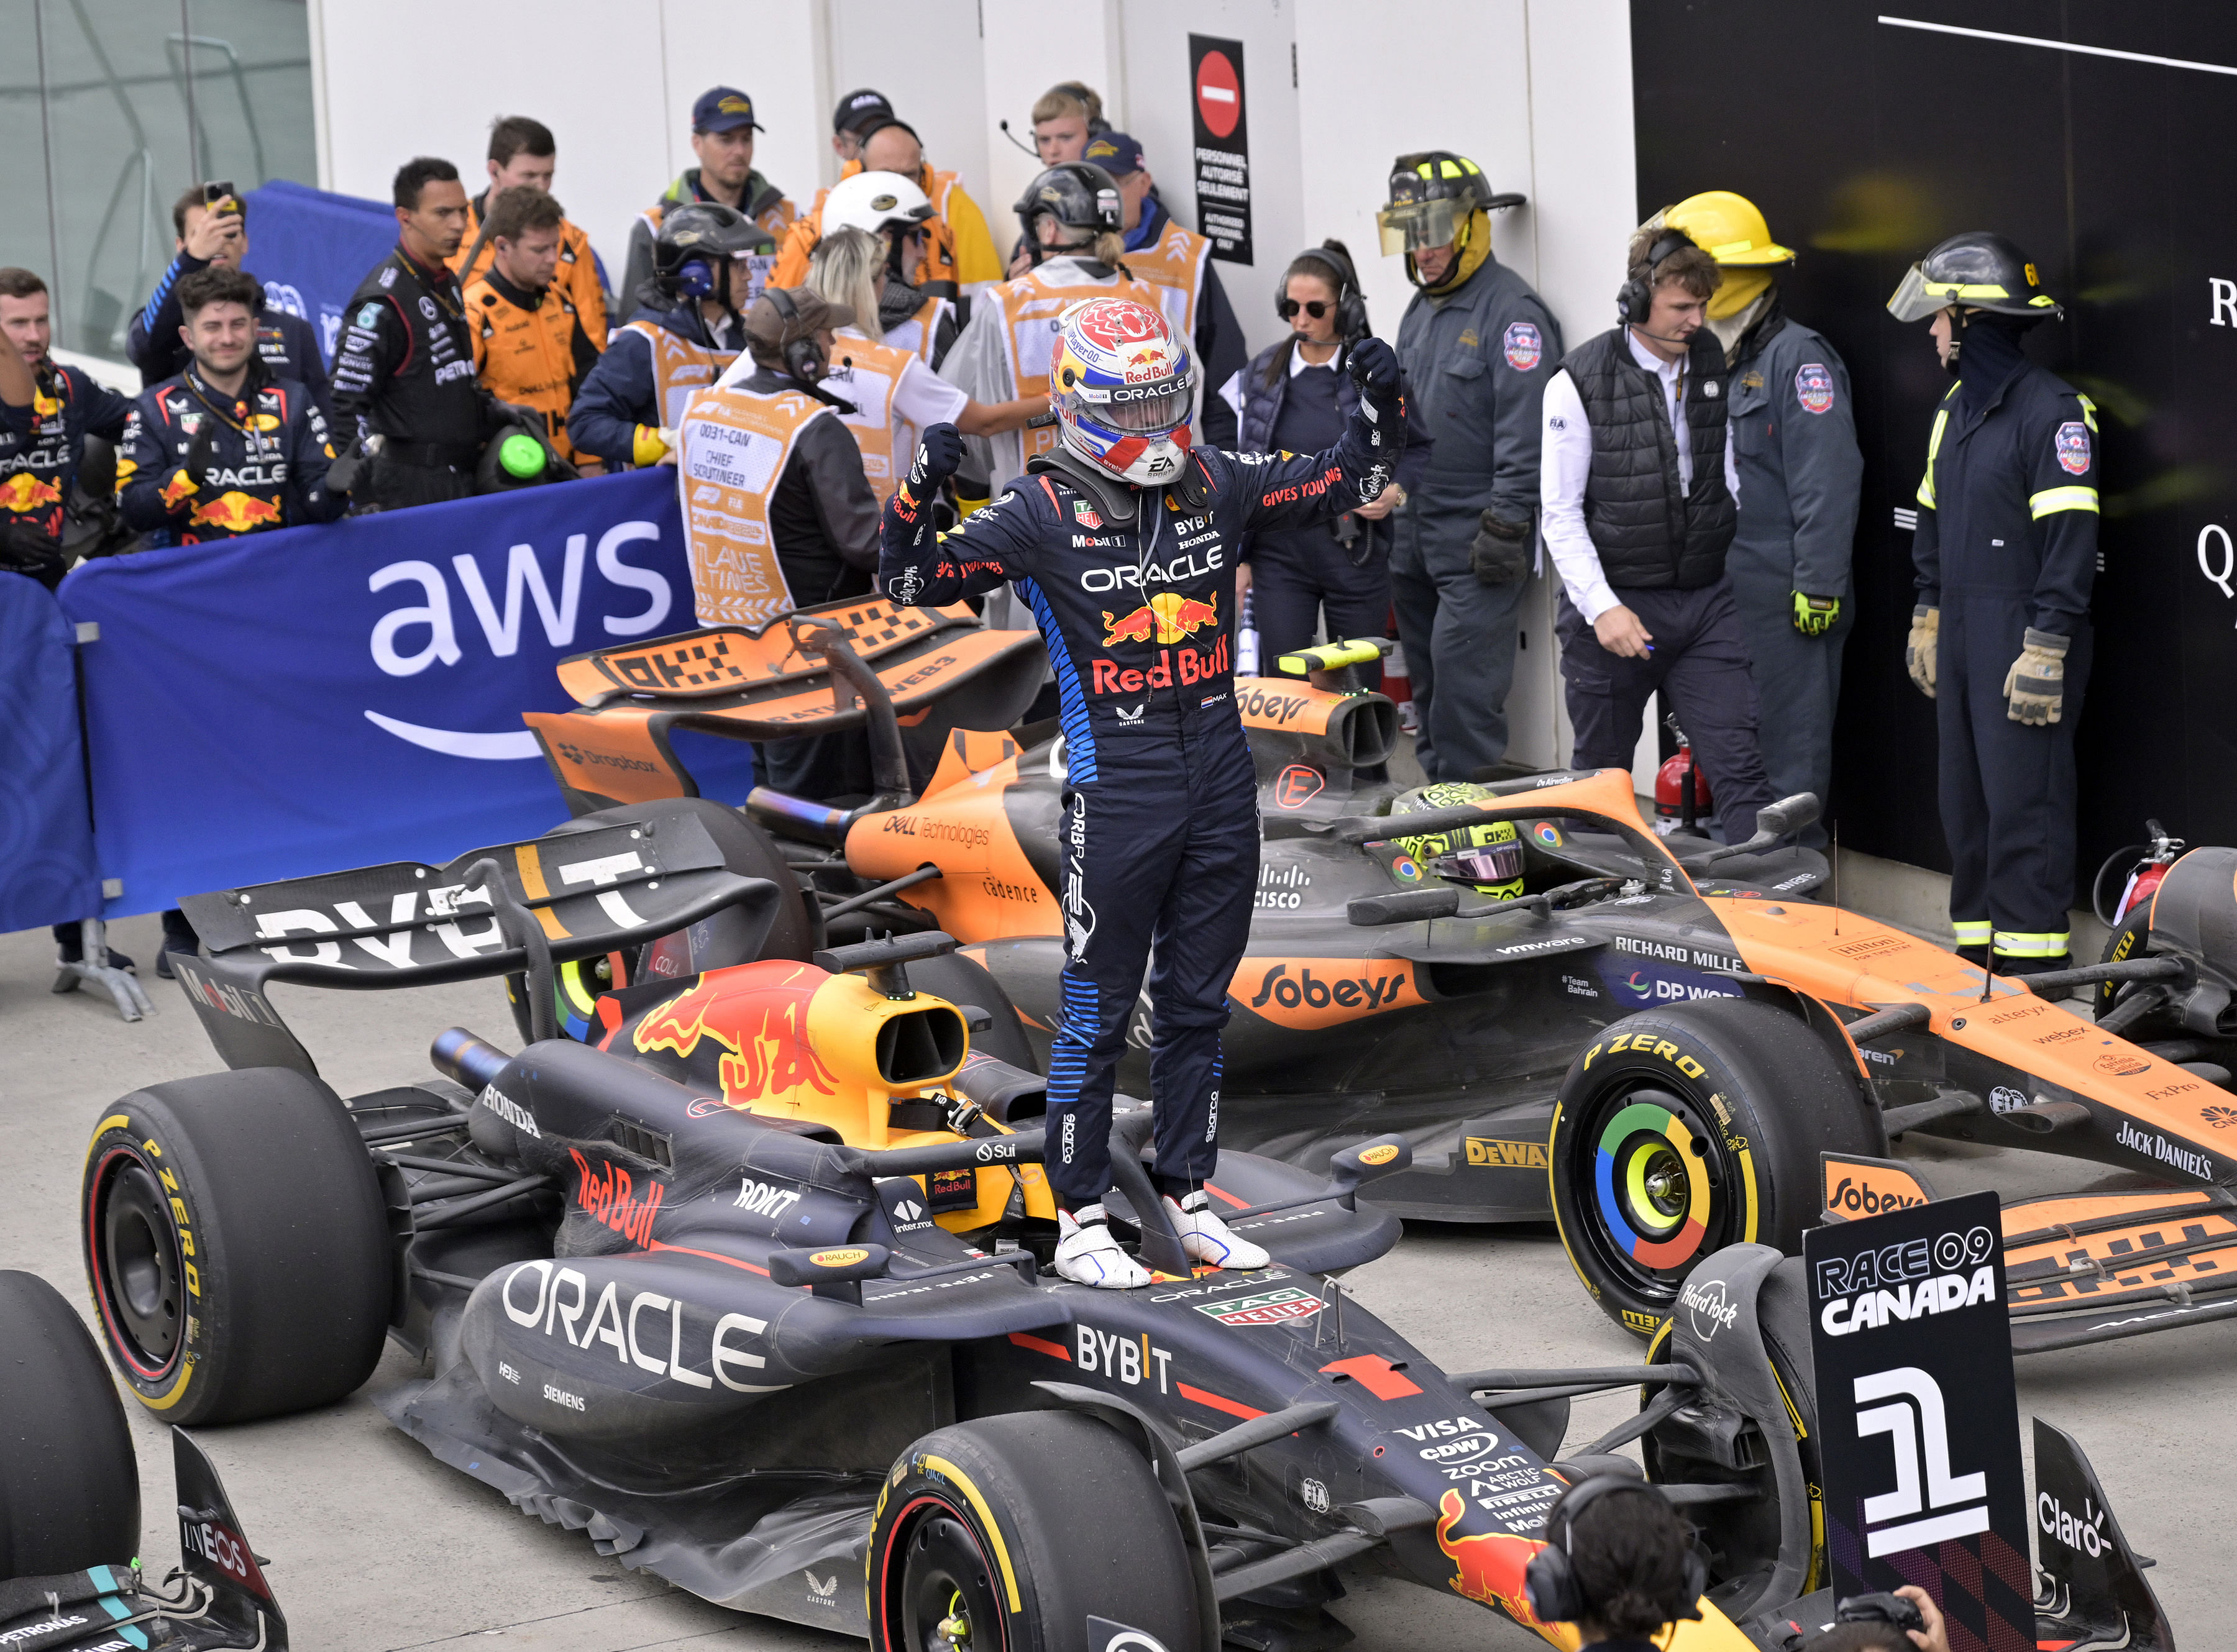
[0,1269,140,1574]
[867,1410,1203,1652]
[1549,997,1880,1339]
[83,1067,392,1426]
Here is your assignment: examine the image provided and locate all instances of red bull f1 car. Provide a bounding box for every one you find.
[76,803,2171,1649]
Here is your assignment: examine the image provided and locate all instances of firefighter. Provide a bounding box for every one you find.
[450,116,608,350]
[465,187,603,467]
[1891,230,2097,975]
[1381,152,1563,783]
[1662,191,1861,849]
[567,204,758,470]
[618,88,790,305]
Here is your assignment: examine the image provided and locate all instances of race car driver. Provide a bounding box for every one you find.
[1892,230,2097,976]
[1388,783,1526,897]
[879,297,1407,1288]
[117,265,344,544]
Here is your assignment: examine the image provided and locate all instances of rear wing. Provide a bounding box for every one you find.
[173,805,775,1075]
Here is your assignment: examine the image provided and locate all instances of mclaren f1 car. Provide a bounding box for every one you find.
[81,804,2174,1649]
[519,609,2237,1358]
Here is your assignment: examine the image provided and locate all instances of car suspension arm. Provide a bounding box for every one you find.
[1447,1362,1699,1395]
[1174,1400,1340,1472]
[1573,1384,1690,1458]
[820,865,942,920]
[1209,1498,1435,1603]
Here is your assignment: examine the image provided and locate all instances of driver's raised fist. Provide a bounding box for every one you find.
[908,423,964,491]
[1347,335,1401,401]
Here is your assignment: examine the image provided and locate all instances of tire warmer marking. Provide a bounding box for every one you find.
[922,1455,1023,1612]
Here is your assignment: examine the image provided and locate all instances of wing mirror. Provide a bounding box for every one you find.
[767,1242,892,1302]
[1327,1134,1414,1208]
[1681,792,1819,872]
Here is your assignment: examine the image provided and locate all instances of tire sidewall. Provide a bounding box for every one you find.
[84,1103,221,1418]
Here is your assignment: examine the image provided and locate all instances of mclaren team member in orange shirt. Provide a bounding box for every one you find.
[449,116,608,348]
[618,86,791,308]
[771,116,1004,308]
[117,266,344,544]
[465,187,603,467]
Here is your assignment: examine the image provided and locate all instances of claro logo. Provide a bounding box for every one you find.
[364,521,675,760]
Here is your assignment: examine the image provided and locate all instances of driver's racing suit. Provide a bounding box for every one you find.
[877,380,1402,1208]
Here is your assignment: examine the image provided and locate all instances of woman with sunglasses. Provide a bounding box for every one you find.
[1222,243,1431,704]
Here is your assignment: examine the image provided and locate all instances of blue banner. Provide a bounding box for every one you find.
[242,180,400,365]
[0,573,101,929]
[60,469,757,919]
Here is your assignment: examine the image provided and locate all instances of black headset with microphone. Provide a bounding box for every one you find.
[764,286,831,384]
[1617,227,1703,342]
[1274,240,1369,343]
[1521,1476,1706,1628]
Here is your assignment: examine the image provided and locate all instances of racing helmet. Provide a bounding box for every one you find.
[1388,782,1525,900]
[1049,296,1197,486]
[1013,162,1123,246]
[823,169,934,242]
[1660,191,1795,266]
[1887,229,2063,323]
[652,203,771,298]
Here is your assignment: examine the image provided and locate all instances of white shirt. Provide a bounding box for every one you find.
[711,327,968,442]
[1539,329,1741,624]
[938,254,1124,493]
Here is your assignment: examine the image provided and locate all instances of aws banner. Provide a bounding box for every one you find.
[61,468,756,918]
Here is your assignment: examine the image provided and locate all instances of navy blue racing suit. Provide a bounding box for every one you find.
[878,391,1401,1207]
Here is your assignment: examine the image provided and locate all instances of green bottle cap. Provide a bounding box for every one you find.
[498,431,546,480]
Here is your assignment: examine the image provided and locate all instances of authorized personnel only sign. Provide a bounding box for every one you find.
[1189,34,1253,263]
[1806,1190,2033,1646]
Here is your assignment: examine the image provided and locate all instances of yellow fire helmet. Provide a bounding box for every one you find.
[1660,191,1795,266]
[1388,782,1524,899]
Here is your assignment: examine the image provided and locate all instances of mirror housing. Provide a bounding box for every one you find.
[1681,792,1821,872]
[1327,1134,1414,1208]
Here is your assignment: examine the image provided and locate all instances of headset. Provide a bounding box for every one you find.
[673,257,716,299]
[1275,240,1369,344]
[1617,227,1702,342]
[764,286,830,385]
[1521,1476,1706,1628]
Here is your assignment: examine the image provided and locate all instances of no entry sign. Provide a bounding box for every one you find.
[1188,34,1252,263]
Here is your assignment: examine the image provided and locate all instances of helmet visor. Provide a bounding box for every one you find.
[1064,369,1197,436]
[1435,841,1524,887]
[1886,263,1953,323]
[1377,198,1465,257]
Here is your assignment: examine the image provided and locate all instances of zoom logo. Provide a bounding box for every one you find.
[1854,1367,1989,1558]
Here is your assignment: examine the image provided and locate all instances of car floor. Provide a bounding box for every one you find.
[2,915,2227,1650]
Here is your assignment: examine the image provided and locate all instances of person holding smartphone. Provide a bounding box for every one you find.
[128,183,332,424]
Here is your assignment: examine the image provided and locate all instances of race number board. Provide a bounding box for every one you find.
[1805,1189,2033,1646]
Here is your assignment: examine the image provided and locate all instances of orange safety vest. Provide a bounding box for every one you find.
[776,162,961,291]
[622,318,737,429]
[674,385,831,627]
[1122,222,1212,417]
[994,265,1164,463]
[466,275,599,462]
[451,203,608,344]
[823,332,918,505]
[882,294,949,365]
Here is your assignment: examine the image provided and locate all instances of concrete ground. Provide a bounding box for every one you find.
[4,913,2230,1650]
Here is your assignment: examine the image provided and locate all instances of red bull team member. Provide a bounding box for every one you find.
[117,267,344,544]
[0,267,135,566]
[879,298,1407,1288]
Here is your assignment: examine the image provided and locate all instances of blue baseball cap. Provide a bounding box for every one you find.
[1082,130,1145,175]
[693,87,764,135]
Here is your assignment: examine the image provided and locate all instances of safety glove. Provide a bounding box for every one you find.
[905,422,965,495]
[1470,511,1531,585]
[324,431,366,499]
[2003,627,2068,724]
[1793,591,1841,637]
[1905,605,1938,698]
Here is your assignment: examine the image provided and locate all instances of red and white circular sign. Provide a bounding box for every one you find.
[1195,50,1242,139]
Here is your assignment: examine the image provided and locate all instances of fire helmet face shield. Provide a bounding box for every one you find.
[1887,229,2064,322]
[1388,782,1526,900]
[1050,297,1197,485]
[1377,152,1492,257]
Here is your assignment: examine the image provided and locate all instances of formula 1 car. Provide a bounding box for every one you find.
[80,807,2173,1649]
[0,1271,287,1648]
[521,611,2237,1356]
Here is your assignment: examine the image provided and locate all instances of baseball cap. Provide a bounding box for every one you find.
[833,88,896,137]
[1082,130,1145,176]
[744,287,854,352]
[693,86,764,135]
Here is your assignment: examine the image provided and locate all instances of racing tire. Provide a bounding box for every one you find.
[0,1270,140,1574]
[867,1410,1203,1652]
[83,1067,392,1426]
[1550,997,1880,1339]
[908,951,1039,1075]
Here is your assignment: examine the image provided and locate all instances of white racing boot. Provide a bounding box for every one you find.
[1053,1205,1152,1289]
[1164,1190,1271,1271]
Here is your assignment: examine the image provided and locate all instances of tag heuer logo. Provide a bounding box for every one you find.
[1073,499,1103,529]
[1194,1287,1322,1327]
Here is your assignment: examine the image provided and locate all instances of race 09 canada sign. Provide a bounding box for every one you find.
[61,468,754,916]
[1806,1190,2032,1646]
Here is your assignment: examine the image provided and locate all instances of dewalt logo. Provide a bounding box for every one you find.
[1464,1137,1549,1170]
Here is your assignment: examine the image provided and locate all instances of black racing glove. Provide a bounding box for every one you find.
[1347,335,1401,401]
[325,432,365,500]
[1469,511,1532,585]
[907,422,965,494]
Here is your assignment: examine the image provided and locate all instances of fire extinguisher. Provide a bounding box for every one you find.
[2092,819,2185,926]
[1379,604,1416,733]
[1654,712,1713,835]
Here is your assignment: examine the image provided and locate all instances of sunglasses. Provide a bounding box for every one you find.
[1277,298,1332,319]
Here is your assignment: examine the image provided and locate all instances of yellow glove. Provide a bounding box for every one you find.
[1793,591,1840,637]
[1905,605,1938,698]
[2003,627,2067,724]
[632,424,675,467]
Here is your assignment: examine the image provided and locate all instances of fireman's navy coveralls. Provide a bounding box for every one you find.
[1913,354,2099,965]
[878,385,1402,1207]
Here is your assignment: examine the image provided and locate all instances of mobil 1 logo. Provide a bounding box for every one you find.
[1806,1190,2031,1646]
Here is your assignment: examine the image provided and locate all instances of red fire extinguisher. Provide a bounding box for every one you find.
[1655,713,1713,833]
[2093,819,2184,926]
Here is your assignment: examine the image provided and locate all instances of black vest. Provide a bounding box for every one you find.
[1563,327,1736,590]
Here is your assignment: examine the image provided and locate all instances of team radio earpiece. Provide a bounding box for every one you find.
[1617,227,1702,341]
[1521,1476,1705,1627]
[765,286,829,383]
[1275,240,1370,343]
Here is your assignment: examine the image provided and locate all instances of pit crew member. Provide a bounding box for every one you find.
[0,265,134,569]
[879,298,1406,1288]
[1892,230,2097,976]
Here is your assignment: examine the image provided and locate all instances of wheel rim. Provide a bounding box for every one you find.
[899,1508,1005,1652]
[90,1150,186,1377]
[1582,1087,1729,1300]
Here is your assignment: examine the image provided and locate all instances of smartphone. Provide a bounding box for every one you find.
[203,181,241,219]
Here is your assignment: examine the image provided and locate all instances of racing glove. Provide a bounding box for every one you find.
[1347,335,1401,401]
[907,423,965,495]
[1469,511,1531,586]
[1793,592,1841,637]
[1905,605,1938,698]
[2003,627,2068,724]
